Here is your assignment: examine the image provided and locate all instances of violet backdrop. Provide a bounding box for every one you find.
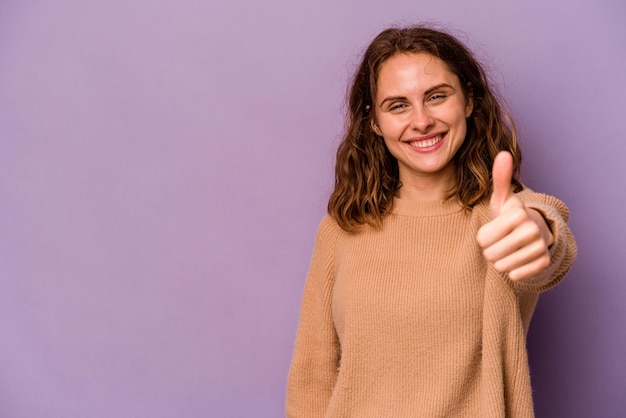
[0,0,624,417]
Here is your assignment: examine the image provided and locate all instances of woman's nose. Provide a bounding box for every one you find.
[411,107,435,132]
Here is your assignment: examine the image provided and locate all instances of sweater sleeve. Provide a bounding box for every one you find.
[511,190,578,292]
[286,216,341,417]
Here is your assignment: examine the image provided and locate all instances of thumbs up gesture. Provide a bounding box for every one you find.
[476,151,554,282]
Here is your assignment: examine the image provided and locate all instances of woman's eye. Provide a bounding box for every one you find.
[390,103,406,111]
[429,93,446,102]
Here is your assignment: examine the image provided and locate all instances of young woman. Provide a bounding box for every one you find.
[286,26,576,417]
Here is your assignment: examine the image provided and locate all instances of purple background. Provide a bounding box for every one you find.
[0,1,624,417]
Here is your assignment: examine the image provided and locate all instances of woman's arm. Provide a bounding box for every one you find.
[286,216,341,417]
[477,152,577,289]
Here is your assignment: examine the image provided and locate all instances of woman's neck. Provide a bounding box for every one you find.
[397,171,456,202]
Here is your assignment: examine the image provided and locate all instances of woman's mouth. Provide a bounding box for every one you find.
[408,133,444,149]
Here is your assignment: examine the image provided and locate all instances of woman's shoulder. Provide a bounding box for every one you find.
[314,214,346,244]
[317,213,341,231]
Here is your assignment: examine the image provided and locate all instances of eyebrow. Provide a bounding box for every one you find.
[379,83,456,107]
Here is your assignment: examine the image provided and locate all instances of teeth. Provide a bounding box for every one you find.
[410,134,442,149]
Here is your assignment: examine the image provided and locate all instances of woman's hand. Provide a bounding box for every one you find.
[476,152,554,282]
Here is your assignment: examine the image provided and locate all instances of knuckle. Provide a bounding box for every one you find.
[530,239,548,256]
[511,208,527,223]
[538,254,551,270]
[483,249,495,262]
[521,221,540,238]
[493,260,507,273]
[476,233,486,247]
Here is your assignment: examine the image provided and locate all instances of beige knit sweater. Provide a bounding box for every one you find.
[286,191,576,417]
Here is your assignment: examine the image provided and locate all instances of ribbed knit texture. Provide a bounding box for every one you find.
[286,191,576,418]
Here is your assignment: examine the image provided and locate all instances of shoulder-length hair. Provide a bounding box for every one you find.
[328,25,523,232]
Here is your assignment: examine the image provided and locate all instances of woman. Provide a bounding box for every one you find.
[286,26,576,417]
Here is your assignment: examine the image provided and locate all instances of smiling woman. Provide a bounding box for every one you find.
[372,53,473,201]
[286,26,577,417]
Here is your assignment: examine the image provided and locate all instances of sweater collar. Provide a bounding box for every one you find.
[391,197,464,217]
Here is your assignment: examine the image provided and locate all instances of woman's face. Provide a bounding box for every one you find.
[373,52,473,196]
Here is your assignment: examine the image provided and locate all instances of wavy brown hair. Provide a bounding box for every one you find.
[328,25,522,232]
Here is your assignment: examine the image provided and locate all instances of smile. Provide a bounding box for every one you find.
[408,134,444,149]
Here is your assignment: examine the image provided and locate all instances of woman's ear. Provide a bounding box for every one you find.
[370,118,382,136]
[465,83,474,118]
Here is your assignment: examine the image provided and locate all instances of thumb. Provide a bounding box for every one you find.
[490,151,514,216]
